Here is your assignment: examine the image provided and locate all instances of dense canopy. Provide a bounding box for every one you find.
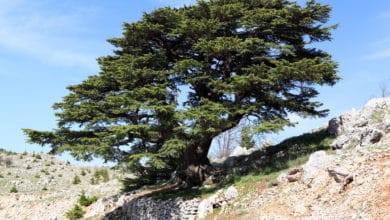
[24,0,338,187]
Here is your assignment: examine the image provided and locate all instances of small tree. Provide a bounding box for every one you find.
[379,81,389,97]
[240,126,255,149]
[72,175,81,184]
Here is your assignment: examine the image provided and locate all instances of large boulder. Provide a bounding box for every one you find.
[302,150,335,183]
[329,97,389,149]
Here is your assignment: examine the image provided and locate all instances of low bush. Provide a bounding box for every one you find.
[78,190,98,206]
[10,186,18,193]
[65,205,85,220]
[72,175,81,184]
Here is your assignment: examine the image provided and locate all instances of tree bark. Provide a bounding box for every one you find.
[176,137,214,188]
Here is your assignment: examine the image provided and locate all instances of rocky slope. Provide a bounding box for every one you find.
[0,151,127,220]
[210,97,390,219]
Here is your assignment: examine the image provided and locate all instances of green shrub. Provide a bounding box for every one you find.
[41,169,50,175]
[93,169,110,183]
[26,165,32,169]
[65,205,85,220]
[35,154,42,160]
[80,170,86,176]
[72,175,81,184]
[42,186,48,191]
[10,186,18,193]
[78,190,98,206]
[90,177,97,185]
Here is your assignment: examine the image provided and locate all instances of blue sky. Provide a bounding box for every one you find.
[1,0,389,164]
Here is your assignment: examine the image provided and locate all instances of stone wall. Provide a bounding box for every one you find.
[104,196,199,220]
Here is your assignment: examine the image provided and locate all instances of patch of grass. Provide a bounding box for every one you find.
[371,110,389,123]
[219,128,334,195]
[65,204,85,220]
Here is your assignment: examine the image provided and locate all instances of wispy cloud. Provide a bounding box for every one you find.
[365,49,390,60]
[0,0,102,70]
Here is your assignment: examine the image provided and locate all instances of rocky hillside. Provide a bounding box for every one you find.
[0,151,128,220]
[1,97,389,220]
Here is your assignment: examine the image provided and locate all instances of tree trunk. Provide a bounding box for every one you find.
[176,138,214,188]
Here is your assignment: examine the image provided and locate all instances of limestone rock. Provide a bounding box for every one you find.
[302,151,335,183]
[328,117,342,137]
[224,186,238,201]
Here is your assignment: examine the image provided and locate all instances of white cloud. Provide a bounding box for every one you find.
[0,0,101,70]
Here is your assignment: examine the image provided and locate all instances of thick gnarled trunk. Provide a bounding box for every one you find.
[176,138,214,188]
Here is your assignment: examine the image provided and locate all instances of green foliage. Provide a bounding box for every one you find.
[72,175,81,184]
[41,169,50,175]
[42,186,48,191]
[65,205,85,220]
[90,177,97,185]
[371,110,390,123]
[23,0,339,187]
[26,165,32,169]
[240,126,255,149]
[78,190,98,206]
[10,185,18,193]
[80,170,86,176]
[93,169,109,183]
